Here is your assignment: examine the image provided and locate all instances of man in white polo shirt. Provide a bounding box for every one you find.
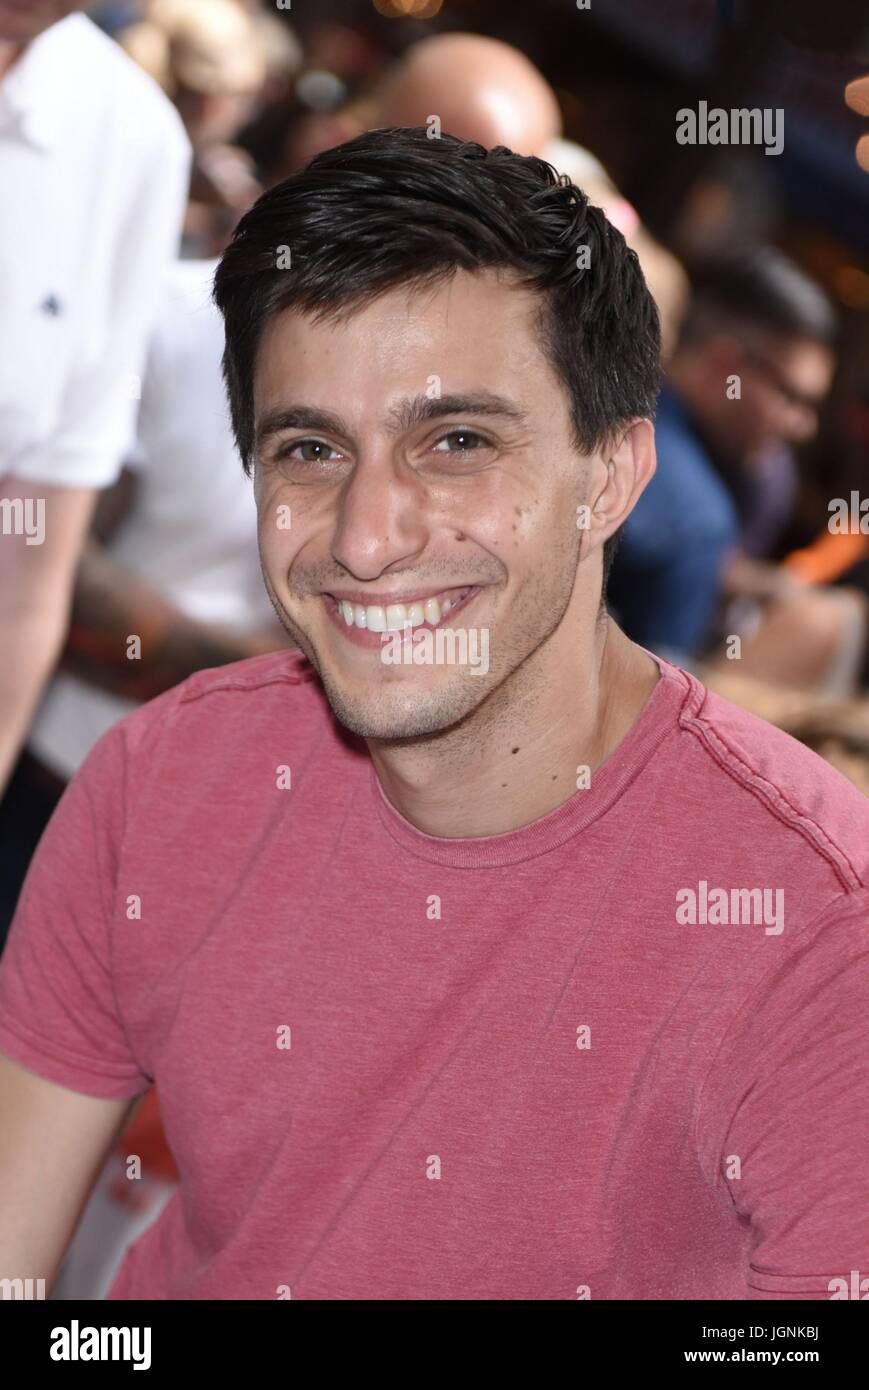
[28,257,287,779]
[0,1,190,794]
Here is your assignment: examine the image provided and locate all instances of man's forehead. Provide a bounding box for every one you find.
[258,266,543,349]
[253,270,552,423]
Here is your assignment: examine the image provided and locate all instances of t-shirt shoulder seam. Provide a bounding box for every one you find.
[177,663,311,708]
[678,690,864,894]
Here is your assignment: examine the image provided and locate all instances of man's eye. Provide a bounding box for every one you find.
[432,429,489,453]
[277,439,339,464]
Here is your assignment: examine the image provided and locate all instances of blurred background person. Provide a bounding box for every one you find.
[118,0,271,254]
[608,245,867,694]
[0,0,190,798]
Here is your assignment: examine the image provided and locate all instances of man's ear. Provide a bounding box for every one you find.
[581,419,656,558]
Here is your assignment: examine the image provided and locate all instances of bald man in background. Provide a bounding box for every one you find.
[374,32,688,357]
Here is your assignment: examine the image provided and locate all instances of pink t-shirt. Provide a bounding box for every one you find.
[1,650,867,1300]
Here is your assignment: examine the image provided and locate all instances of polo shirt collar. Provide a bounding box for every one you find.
[0,14,77,152]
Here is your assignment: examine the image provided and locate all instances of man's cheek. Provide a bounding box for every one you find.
[257,485,298,546]
[262,534,297,575]
[258,522,292,584]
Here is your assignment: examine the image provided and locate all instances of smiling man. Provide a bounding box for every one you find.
[0,129,867,1302]
[244,251,661,810]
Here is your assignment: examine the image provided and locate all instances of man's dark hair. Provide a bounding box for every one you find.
[679,245,837,350]
[213,126,662,590]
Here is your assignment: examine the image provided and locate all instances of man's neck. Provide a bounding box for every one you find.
[367,615,660,840]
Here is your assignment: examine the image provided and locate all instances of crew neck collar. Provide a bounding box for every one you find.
[370,652,702,868]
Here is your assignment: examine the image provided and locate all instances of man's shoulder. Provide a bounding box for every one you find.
[178,650,317,704]
[115,651,331,760]
[45,14,188,156]
[675,666,869,891]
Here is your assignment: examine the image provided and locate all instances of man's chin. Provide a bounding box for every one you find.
[316,665,482,743]
[272,604,491,740]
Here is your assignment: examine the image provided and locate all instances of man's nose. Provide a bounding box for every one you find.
[330,452,430,579]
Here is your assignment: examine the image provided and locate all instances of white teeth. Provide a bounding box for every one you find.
[332,588,471,630]
[385,604,406,631]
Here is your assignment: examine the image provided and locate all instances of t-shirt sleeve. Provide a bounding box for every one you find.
[696,889,869,1299]
[0,723,150,1099]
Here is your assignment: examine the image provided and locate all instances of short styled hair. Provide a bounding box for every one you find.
[213,126,662,586]
[679,244,838,350]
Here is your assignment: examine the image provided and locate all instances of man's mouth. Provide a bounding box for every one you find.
[321,585,481,647]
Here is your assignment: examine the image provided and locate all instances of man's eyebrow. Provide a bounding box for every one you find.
[385,392,530,435]
[254,392,529,451]
[255,406,348,451]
